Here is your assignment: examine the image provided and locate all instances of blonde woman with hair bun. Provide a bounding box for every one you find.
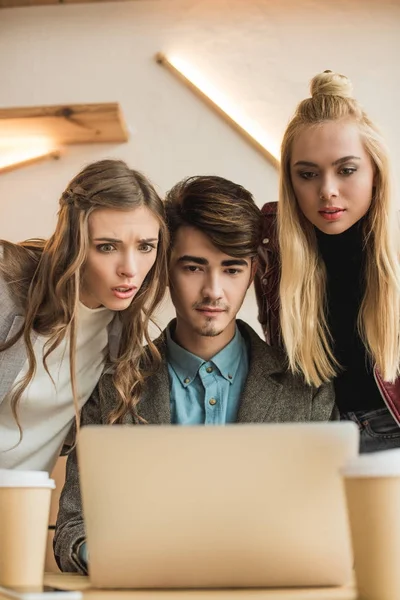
[255,70,400,453]
[0,159,169,472]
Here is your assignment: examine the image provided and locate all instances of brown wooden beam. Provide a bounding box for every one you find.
[0,102,129,145]
[0,0,132,6]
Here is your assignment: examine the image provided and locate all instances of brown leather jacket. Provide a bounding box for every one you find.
[255,201,400,425]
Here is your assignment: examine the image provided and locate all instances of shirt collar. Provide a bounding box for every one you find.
[165,323,244,387]
[166,325,205,387]
[210,325,243,384]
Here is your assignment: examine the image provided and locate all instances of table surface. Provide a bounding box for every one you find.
[0,573,359,600]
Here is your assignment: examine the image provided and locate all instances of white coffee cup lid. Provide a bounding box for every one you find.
[0,469,55,489]
[342,448,400,478]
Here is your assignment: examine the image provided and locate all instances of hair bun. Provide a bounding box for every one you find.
[310,70,353,99]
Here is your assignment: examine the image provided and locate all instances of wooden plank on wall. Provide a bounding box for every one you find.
[0,0,131,6]
[0,102,129,144]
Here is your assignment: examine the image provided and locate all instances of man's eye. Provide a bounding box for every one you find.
[226,269,240,275]
[96,244,115,253]
[184,266,201,272]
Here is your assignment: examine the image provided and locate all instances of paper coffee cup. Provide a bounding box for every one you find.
[0,469,55,589]
[342,449,400,600]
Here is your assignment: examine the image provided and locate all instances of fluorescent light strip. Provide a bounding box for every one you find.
[156,53,280,168]
[0,140,60,174]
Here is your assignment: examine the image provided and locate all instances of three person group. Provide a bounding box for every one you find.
[1,70,399,572]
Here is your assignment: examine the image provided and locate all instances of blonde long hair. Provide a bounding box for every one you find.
[0,159,169,436]
[279,71,400,386]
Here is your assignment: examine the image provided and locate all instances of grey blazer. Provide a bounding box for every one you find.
[0,274,31,403]
[54,320,336,574]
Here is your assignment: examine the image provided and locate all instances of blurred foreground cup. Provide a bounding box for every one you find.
[0,469,55,589]
[342,449,400,600]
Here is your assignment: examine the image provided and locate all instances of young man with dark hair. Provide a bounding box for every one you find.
[54,175,335,573]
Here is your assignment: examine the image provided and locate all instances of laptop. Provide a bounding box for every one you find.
[77,422,359,590]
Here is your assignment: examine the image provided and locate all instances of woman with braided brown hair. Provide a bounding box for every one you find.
[0,159,169,471]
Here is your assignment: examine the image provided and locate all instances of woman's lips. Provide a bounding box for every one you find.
[112,286,137,299]
[318,208,346,222]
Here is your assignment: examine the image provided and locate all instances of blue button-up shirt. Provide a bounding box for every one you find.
[166,325,249,424]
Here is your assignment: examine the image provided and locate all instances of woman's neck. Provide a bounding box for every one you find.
[315,217,365,269]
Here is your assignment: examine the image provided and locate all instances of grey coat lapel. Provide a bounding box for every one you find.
[236,320,284,423]
[125,334,171,425]
[0,275,38,401]
[138,359,171,424]
[0,316,35,401]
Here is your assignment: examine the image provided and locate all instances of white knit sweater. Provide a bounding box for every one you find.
[0,302,114,472]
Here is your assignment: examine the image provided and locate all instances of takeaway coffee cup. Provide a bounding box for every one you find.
[342,448,400,600]
[0,469,55,589]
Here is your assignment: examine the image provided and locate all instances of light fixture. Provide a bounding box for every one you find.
[156,53,280,168]
[0,137,60,174]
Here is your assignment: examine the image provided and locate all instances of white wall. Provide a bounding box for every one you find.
[0,0,399,334]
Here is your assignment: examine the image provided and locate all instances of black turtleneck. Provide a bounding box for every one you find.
[316,219,384,413]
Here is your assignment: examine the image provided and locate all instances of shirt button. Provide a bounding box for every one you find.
[184,378,190,384]
[206,366,213,373]
[209,398,217,406]
[262,238,269,245]
[228,374,232,380]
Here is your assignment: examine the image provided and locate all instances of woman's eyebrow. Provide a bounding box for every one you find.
[332,156,361,166]
[92,237,158,243]
[293,160,319,168]
[293,156,361,168]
